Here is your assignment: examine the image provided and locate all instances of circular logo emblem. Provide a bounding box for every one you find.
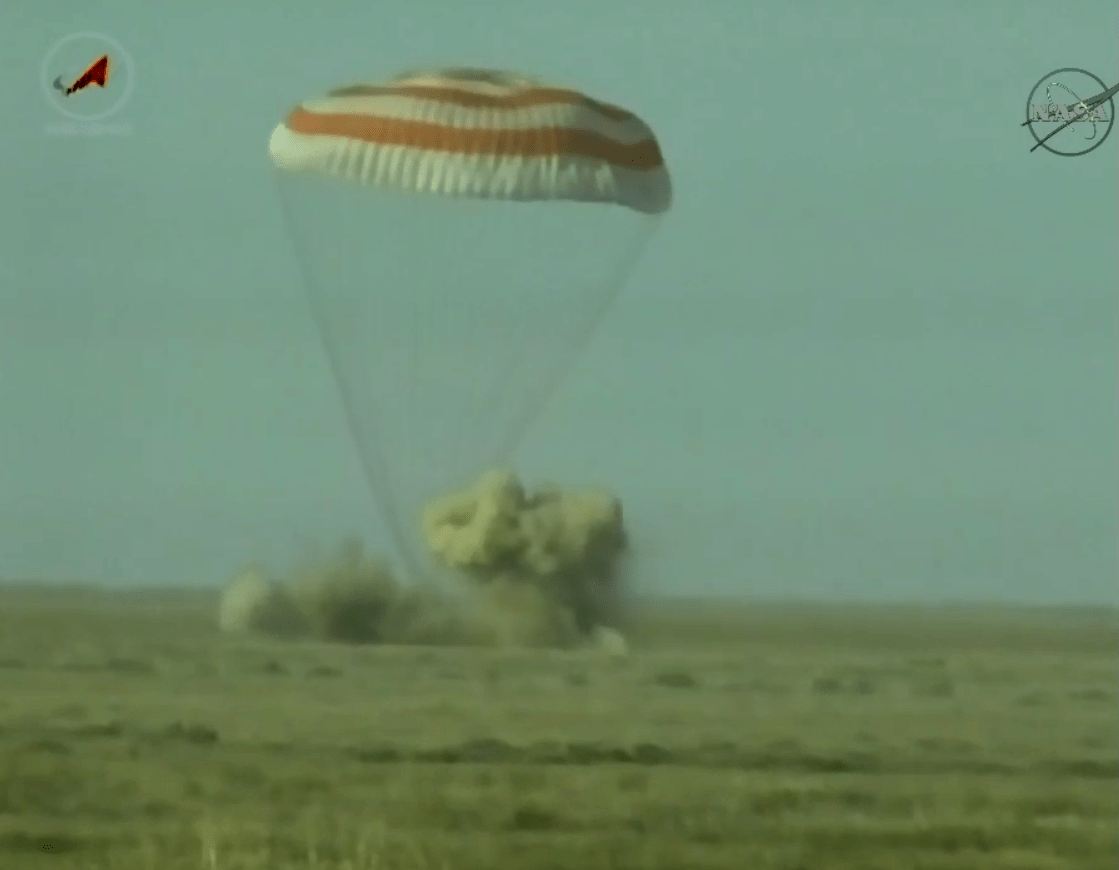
[1024,68,1115,156]
[41,32,134,122]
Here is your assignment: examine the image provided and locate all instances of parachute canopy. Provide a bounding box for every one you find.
[269,68,671,583]
[268,67,672,213]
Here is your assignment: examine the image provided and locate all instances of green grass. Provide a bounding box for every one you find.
[0,585,1115,868]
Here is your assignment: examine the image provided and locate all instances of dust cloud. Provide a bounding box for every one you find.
[218,469,629,653]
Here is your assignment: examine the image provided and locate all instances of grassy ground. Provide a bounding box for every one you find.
[0,586,1115,869]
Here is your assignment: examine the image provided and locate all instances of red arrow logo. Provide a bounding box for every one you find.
[53,54,110,96]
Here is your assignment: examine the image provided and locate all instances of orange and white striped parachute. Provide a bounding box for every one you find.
[269,68,671,581]
[269,67,672,213]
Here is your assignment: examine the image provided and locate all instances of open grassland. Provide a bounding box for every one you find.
[0,586,1115,869]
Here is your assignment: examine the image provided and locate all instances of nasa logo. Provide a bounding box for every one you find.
[1022,68,1116,157]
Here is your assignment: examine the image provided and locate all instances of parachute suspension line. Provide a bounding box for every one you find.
[400,226,427,571]
[504,215,660,454]
[454,253,553,477]
[462,213,660,466]
[445,213,546,491]
[394,202,513,552]
[403,275,416,556]
[275,177,425,584]
[434,215,494,498]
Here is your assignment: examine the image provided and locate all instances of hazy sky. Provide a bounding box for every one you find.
[1,0,1115,604]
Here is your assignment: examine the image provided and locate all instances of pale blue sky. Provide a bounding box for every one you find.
[1,0,1115,603]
